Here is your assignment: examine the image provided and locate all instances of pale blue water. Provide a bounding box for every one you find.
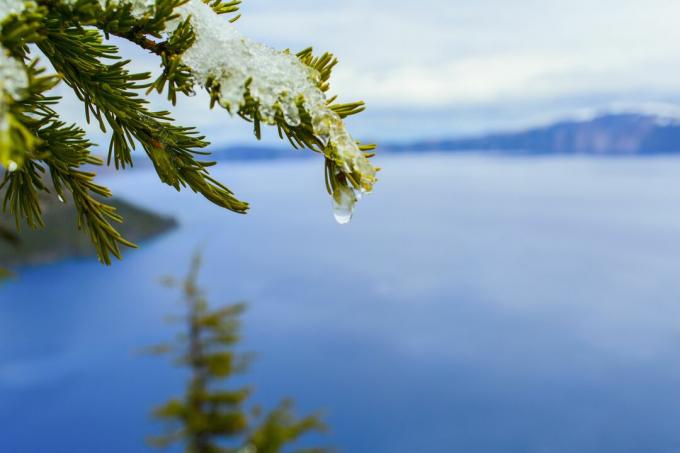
[3,154,680,452]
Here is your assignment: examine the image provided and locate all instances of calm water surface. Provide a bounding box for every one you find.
[3,154,680,452]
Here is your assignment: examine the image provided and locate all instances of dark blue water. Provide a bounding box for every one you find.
[4,154,680,452]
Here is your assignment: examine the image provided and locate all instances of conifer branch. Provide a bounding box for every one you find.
[0,0,376,265]
[38,22,248,212]
[0,61,136,263]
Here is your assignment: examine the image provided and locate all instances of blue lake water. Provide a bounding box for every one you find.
[4,154,680,452]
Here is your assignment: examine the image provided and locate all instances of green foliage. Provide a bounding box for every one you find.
[0,222,17,278]
[0,57,139,262]
[0,267,12,280]
[1,0,375,266]
[149,253,328,453]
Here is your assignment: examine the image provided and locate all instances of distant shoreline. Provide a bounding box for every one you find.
[0,197,177,269]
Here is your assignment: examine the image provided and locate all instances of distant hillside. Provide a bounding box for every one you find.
[102,113,680,163]
[389,113,680,155]
[0,194,176,267]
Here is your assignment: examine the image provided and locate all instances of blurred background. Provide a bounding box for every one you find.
[5,1,680,451]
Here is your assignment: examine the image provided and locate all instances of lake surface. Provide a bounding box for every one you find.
[4,154,680,452]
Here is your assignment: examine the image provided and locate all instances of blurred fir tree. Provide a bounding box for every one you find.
[149,253,328,453]
[0,267,12,280]
[0,223,18,278]
[0,0,378,265]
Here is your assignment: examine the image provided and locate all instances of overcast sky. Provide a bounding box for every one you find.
[54,0,680,146]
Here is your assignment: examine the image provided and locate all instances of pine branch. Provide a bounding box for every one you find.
[1,61,137,264]
[41,120,137,264]
[0,0,377,265]
[39,21,249,213]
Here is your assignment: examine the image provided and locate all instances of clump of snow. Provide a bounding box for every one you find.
[0,50,28,102]
[0,0,29,134]
[0,0,26,19]
[128,0,154,17]
[0,48,29,167]
[166,0,377,201]
[0,0,28,172]
[59,0,154,18]
[122,0,155,18]
[0,0,30,102]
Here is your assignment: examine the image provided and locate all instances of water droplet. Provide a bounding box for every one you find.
[333,207,352,224]
[7,160,17,172]
[332,184,357,225]
[57,194,65,203]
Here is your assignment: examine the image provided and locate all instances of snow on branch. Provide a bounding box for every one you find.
[165,0,378,222]
[0,0,380,266]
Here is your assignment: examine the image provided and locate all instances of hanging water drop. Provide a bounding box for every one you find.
[332,184,357,225]
[7,160,17,172]
[57,194,65,203]
[333,204,352,224]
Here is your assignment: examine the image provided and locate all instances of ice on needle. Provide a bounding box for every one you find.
[166,0,377,222]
